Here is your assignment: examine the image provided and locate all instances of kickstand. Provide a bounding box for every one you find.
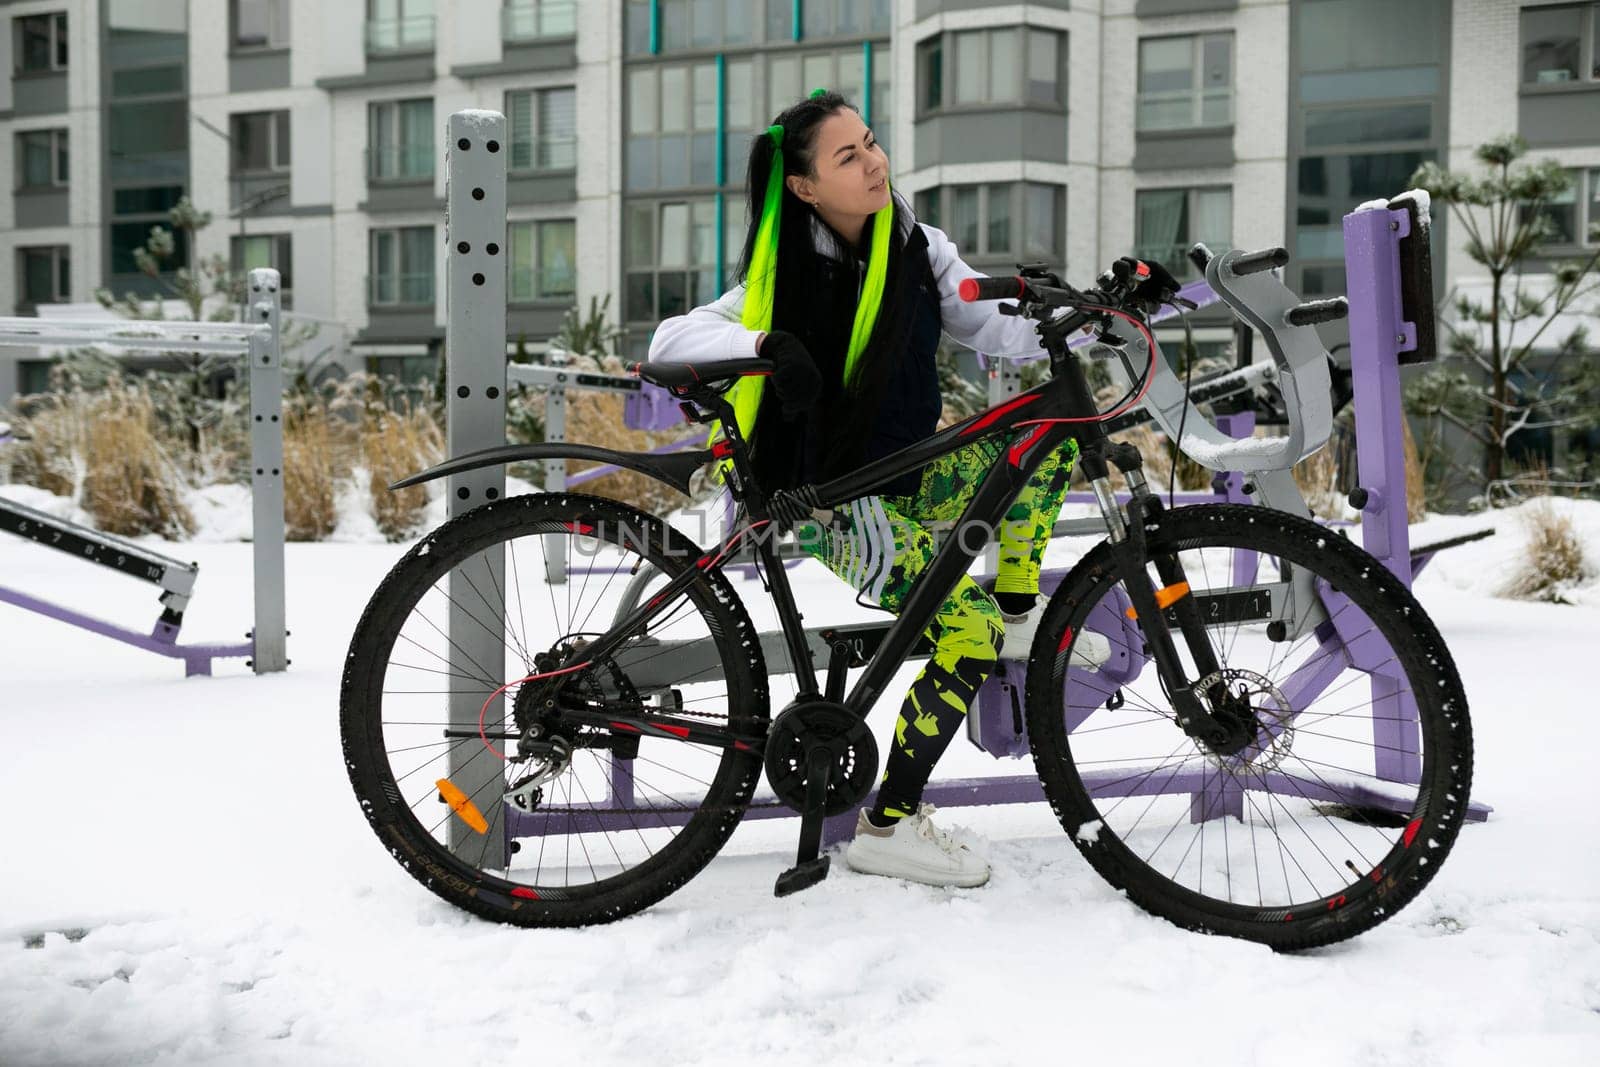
[774,744,834,897]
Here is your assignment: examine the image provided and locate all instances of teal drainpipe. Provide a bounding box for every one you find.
[649,0,659,54]
[715,53,726,287]
[862,41,873,125]
[792,0,802,41]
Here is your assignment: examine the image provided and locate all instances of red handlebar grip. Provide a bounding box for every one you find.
[957,276,1024,302]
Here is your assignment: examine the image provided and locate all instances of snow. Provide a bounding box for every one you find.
[1352,190,1431,229]
[2,493,1599,1065]
[1177,430,1291,467]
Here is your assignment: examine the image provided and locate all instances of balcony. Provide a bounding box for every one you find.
[502,0,576,41]
[366,15,435,55]
[369,272,435,307]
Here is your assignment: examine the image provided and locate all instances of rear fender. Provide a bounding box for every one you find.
[388,443,713,496]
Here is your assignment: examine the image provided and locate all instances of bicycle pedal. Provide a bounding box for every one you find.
[774,855,831,898]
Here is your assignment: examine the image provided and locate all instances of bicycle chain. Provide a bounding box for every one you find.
[534,699,779,817]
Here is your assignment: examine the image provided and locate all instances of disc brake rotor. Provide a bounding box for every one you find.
[1196,666,1295,771]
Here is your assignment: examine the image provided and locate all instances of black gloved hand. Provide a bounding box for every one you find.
[1113,255,1182,311]
[759,331,823,418]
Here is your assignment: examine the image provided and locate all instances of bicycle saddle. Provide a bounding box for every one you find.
[632,358,773,393]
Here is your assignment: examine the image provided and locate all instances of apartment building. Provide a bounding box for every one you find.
[1,1,1597,416]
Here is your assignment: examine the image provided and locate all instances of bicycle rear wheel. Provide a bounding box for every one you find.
[1025,504,1472,950]
[341,492,769,926]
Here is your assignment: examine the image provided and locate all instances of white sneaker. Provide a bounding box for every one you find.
[844,803,991,888]
[998,604,1112,667]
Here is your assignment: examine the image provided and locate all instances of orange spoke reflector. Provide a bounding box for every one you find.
[435,778,489,835]
[1124,582,1192,619]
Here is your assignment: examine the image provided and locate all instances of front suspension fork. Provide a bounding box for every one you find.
[1086,445,1227,744]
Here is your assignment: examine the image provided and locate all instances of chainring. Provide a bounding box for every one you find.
[763,701,879,816]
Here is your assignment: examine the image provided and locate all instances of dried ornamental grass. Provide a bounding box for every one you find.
[364,406,445,541]
[1501,498,1593,604]
[79,385,194,538]
[282,401,347,541]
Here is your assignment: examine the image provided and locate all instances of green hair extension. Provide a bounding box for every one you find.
[716,123,895,453]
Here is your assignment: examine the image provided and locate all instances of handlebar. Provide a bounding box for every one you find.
[957,276,1027,303]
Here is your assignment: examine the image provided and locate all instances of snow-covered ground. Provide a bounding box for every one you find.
[2,487,1599,1066]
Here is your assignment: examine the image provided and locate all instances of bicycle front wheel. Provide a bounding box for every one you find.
[341,492,769,927]
[1026,504,1473,950]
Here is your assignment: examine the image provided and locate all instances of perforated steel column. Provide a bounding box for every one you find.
[246,268,287,673]
[444,111,510,865]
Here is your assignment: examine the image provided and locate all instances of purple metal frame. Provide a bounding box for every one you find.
[503,205,1491,853]
[0,584,252,677]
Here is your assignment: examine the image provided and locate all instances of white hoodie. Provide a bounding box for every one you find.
[647,217,1050,366]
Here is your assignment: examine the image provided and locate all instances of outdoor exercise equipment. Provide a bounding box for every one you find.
[0,270,288,675]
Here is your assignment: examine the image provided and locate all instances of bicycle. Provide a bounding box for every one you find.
[340,245,1472,950]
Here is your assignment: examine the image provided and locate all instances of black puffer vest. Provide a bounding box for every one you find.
[755,224,943,498]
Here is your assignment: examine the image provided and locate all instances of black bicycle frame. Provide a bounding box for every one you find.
[543,319,1226,752]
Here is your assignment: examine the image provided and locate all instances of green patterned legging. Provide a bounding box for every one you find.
[795,435,1078,819]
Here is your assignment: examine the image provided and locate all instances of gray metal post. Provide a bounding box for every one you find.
[246,268,288,672]
[542,359,567,583]
[444,111,510,867]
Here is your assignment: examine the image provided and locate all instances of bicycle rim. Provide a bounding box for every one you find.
[342,493,767,920]
[1026,505,1472,947]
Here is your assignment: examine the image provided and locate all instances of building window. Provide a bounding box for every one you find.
[919,27,1064,111]
[370,226,435,306]
[369,99,433,181]
[231,234,293,299]
[231,111,291,174]
[624,198,718,324]
[656,0,758,51]
[627,62,719,190]
[509,219,576,301]
[765,46,893,150]
[1135,187,1232,277]
[367,0,435,54]
[16,129,69,188]
[1521,3,1600,85]
[233,0,288,49]
[914,182,1065,261]
[507,87,576,172]
[1525,167,1600,247]
[502,0,575,42]
[1137,34,1233,131]
[15,12,68,73]
[802,0,892,39]
[18,246,70,307]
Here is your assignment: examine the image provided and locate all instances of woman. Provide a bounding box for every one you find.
[649,91,1108,889]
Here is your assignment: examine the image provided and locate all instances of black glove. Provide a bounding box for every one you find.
[1114,256,1182,310]
[759,331,823,418]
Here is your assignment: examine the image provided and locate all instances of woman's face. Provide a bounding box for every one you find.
[787,109,890,221]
